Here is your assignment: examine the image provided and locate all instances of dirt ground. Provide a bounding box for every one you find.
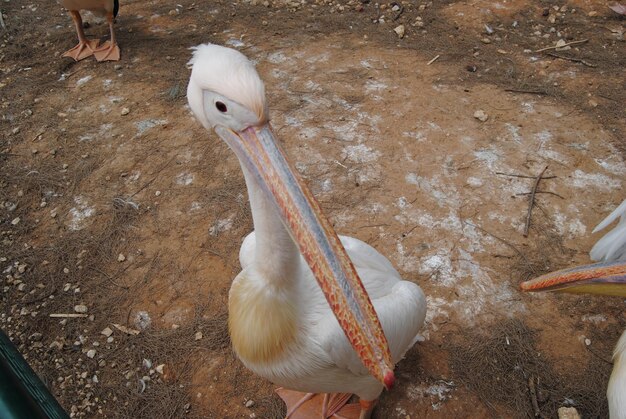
[1,0,625,417]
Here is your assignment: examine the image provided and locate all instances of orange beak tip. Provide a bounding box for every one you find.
[384,371,395,390]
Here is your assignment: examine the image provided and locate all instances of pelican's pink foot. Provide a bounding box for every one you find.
[63,39,99,61]
[276,388,362,418]
[93,41,120,62]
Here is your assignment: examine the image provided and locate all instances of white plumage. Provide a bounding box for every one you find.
[239,231,426,401]
[590,199,626,262]
[590,199,626,419]
[609,330,626,419]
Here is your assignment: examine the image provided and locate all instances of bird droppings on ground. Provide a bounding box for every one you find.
[1,0,624,417]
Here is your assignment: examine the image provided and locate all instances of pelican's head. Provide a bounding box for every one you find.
[186,44,395,389]
[187,44,268,132]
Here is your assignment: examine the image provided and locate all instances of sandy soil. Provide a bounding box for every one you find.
[1,0,625,417]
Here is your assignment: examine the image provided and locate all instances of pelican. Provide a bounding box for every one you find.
[186,44,426,418]
[521,199,626,419]
[59,0,121,61]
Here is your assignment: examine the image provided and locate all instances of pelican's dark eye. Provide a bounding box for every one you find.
[216,101,228,113]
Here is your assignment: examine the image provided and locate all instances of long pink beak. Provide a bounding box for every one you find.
[216,123,395,388]
[520,260,626,297]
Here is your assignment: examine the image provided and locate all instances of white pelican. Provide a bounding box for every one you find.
[59,0,121,61]
[186,44,426,418]
[521,199,626,419]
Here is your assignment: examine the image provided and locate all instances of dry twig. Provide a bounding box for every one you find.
[504,89,548,95]
[524,166,548,237]
[496,172,556,180]
[427,54,441,65]
[546,53,597,68]
[528,376,546,418]
[535,39,589,53]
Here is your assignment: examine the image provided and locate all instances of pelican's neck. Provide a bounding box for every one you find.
[608,329,626,419]
[240,164,301,286]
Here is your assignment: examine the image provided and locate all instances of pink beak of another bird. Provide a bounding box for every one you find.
[215,122,396,389]
[520,260,626,297]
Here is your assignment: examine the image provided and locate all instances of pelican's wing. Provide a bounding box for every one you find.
[592,199,626,233]
[590,199,626,262]
[239,231,256,269]
[339,236,403,298]
[317,279,427,376]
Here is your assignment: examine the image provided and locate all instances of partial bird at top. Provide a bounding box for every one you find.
[521,198,626,418]
[58,0,121,61]
[186,44,427,418]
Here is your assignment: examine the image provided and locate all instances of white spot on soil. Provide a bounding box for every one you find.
[594,157,626,175]
[407,381,455,410]
[135,119,167,135]
[571,170,621,190]
[134,311,152,330]
[466,177,483,187]
[68,196,95,231]
[175,172,194,186]
[365,79,387,92]
[76,75,93,86]
[209,215,234,236]
[341,144,381,163]
[267,52,287,63]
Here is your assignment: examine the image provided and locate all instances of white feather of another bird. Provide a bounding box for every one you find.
[590,199,626,262]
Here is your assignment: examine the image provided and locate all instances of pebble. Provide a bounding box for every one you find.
[394,25,405,39]
[121,107,130,116]
[74,304,88,314]
[155,364,165,374]
[584,338,591,346]
[473,110,488,122]
[245,399,255,408]
[11,217,20,225]
[481,37,491,44]
[117,253,126,262]
[86,349,96,358]
[194,331,203,340]
[558,406,581,419]
[101,327,113,337]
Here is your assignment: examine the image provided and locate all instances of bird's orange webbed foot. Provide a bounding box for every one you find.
[276,388,362,418]
[62,39,99,61]
[93,41,120,62]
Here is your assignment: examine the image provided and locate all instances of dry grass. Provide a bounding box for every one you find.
[449,318,611,418]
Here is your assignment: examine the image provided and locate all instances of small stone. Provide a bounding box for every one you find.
[74,304,88,313]
[194,331,203,340]
[168,9,179,15]
[121,107,130,116]
[11,217,20,225]
[117,253,126,262]
[155,191,161,197]
[393,25,406,39]
[473,110,489,122]
[101,327,113,337]
[245,399,255,408]
[86,349,96,359]
[155,364,165,374]
[584,338,591,346]
[481,37,491,44]
[558,406,581,419]
[587,10,598,17]
[12,127,20,134]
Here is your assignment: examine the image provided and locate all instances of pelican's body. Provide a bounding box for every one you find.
[233,232,426,400]
[187,44,426,417]
[59,0,120,61]
[521,199,626,419]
